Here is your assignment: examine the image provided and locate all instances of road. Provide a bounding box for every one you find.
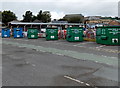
[1,38,119,87]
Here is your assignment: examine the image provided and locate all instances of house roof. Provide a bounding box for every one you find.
[108,20,120,26]
[116,20,120,23]
[64,14,84,18]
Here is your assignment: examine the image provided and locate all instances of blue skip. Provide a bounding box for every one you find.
[2,28,10,38]
[13,28,23,38]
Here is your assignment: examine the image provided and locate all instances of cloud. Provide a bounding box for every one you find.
[1,0,119,2]
[51,11,65,19]
[1,0,119,20]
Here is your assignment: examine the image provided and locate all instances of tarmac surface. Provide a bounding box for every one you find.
[1,38,120,87]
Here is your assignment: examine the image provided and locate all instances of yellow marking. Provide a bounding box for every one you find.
[84,38,96,42]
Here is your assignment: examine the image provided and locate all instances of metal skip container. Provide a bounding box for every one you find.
[13,28,23,38]
[46,27,58,40]
[27,28,38,39]
[96,26,120,45]
[2,28,10,38]
[66,27,84,42]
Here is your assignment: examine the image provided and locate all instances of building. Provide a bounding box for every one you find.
[85,16,113,24]
[8,21,83,32]
[85,20,101,24]
[84,16,101,24]
[64,14,84,18]
[100,17,113,24]
[108,20,120,26]
[63,14,84,23]
[51,20,68,23]
[85,16,101,20]
[0,21,6,29]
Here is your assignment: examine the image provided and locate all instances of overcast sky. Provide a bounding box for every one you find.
[0,0,119,20]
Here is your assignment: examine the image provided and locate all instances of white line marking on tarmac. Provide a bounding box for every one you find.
[85,83,90,86]
[73,44,84,47]
[95,45,106,48]
[64,75,96,87]
[32,64,36,67]
[64,75,98,88]
[15,39,22,40]
[64,75,83,84]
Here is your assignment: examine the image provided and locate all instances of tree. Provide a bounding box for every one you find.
[32,15,37,22]
[36,10,51,23]
[22,11,33,22]
[2,10,17,24]
[114,17,120,20]
[41,11,51,22]
[37,10,42,21]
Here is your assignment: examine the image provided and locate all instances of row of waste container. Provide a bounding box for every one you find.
[2,26,120,45]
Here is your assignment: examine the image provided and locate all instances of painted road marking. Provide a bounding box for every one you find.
[12,38,74,47]
[64,75,97,87]
[95,45,106,48]
[32,64,36,67]
[73,44,83,47]
[8,39,119,54]
[73,42,94,46]
[73,43,119,54]
[91,47,119,53]
[2,41,118,67]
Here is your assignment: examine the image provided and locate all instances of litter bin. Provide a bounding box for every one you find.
[46,27,58,40]
[96,26,120,45]
[66,27,83,42]
[2,28,10,38]
[13,28,23,38]
[27,28,38,39]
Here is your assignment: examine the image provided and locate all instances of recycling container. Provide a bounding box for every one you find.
[13,28,23,38]
[2,28,10,38]
[66,27,84,42]
[27,28,38,39]
[46,27,58,40]
[96,26,120,45]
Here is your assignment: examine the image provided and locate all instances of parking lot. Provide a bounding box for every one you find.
[2,38,119,86]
